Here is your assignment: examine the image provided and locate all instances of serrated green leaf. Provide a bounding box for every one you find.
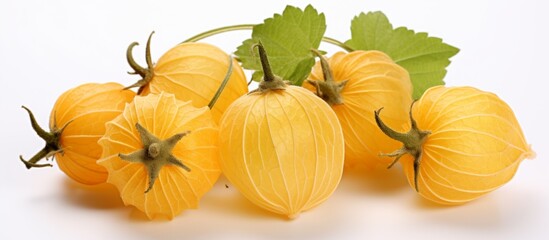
[345,11,459,99]
[235,5,326,86]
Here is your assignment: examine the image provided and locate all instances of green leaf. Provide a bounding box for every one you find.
[235,5,326,86]
[345,11,459,99]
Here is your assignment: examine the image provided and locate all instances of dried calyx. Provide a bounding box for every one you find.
[251,42,289,93]
[19,106,70,169]
[374,103,431,192]
[118,123,191,193]
[125,31,155,94]
[307,49,348,105]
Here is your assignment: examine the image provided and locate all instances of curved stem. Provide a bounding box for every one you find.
[311,49,334,83]
[145,31,155,70]
[183,24,255,43]
[374,108,410,142]
[375,104,430,193]
[20,106,61,169]
[182,24,353,52]
[208,55,234,109]
[126,42,148,77]
[22,106,53,142]
[125,32,156,93]
[409,100,419,129]
[307,49,347,105]
[321,36,354,52]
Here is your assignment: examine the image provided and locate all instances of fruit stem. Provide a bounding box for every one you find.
[126,42,148,77]
[19,106,67,169]
[306,49,347,105]
[250,42,287,93]
[374,104,430,192]
[208,55,234,109]
[125,31,156,94]
[22,106,54,143]
[254,42,275,82]
[182,24,354,52]
[312,49,335,84]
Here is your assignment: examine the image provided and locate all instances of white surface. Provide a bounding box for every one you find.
[1,0,548,239]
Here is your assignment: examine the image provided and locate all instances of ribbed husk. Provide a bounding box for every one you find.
[140,42,248,123]
[98,92,221,219]
[304,50,413,169]
[407,86,534,204]
[51,82,135,184]
[219,86,345,219]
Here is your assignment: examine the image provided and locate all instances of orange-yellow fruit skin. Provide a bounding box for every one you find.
[98,92,220,219]
[140,42,248,123]
[304,51,413,169]
[219,86,345,219]
[405,86,534,205]
[50,82,135,185]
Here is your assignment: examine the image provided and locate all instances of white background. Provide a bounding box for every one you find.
[1,0,548,239]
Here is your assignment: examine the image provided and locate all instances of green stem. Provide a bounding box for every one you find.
[254,42,275,82]
[307,49,347,105]
[249,42,287,93]
[183,24,255,43]
[374,106,431,192]
[374,108,410,143]
[311,49,334,83]
[145,31,155,70]
[321,36,354,52]
[125,31,156,94]
[208,55,234,109]
[182,24,353,52]
[21,106,54,142]
[20,106,63,169]
[126,42,148,77]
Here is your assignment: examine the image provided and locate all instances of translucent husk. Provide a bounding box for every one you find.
[124,32,235,110]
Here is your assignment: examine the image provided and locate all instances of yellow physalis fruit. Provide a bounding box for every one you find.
[303,50,413,169]
[98,92,220,219]
[20,82,135,185]
[375,86,535,205]
[219,43,345,219]
[125,32,248,123]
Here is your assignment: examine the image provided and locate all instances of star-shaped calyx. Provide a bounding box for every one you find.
[374,104,431,192]
[19,106,71,169]
[119,123,191,193]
